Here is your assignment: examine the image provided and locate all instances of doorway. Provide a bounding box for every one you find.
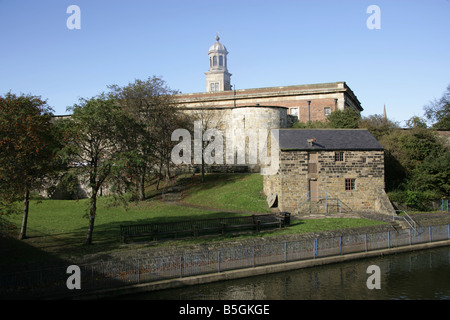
[309,179,319,202]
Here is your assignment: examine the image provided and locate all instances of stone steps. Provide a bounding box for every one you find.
[390,220,410,231]
[162,185,186,202]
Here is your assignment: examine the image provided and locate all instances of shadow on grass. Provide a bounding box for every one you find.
[179,173,252,194]
[0,234,133,300]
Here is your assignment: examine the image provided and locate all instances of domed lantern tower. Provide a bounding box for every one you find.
[205,34,232,92]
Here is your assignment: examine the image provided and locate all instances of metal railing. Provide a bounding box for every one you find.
[393,210,418,232]
[296,190,350,215]
[2,223,450,299]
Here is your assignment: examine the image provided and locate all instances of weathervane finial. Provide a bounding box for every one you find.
[216,31,220,42]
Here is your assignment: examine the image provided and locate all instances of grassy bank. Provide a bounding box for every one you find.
[181,173,272,213]
[1,173,386,267]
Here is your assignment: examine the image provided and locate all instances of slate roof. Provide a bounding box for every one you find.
[274,129,384,151]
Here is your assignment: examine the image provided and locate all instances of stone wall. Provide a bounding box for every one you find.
[265,149,393,215]
[182,106,288,170]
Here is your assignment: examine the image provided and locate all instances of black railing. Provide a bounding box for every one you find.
[120,214,289,243]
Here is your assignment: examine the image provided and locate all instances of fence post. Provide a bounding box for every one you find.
[339,236,342,255]
[252,246,255,267]
[364,234,367,252]
[284,241,287,263]
[442,199,449,213]
[314,238,318,258]
[179,255,183,278]
[448,224,450,240]
[388,231,390,249]
[217,250,220,273]
[137,259,140,283]
[308,194,311,213]
[429,226,432,242]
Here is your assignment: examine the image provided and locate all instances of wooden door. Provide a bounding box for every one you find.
[309,179,319,202]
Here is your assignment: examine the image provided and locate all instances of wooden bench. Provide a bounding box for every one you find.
[254,214,283,231]
[120,214,286,243]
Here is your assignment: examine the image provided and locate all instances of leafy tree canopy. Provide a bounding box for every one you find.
[0,92,62,238]
[424,84,450,130]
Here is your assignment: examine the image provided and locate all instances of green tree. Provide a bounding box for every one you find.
[358,114,399,140]
[405,116,428,129]
[60,95,124,245]
[409,150,450,197]
[0,92,62,239]
[291,120,328,129]
[292,108,361,129]
[380,127,447,192]
[424,84,450,130]
[326,108,361,128]
[107,76,188,197]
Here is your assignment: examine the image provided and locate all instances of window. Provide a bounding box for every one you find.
[210,82,219,92]
[290,108,299,118]
[219,55,223,67]
[335,151,344,162]
[324,107,331,116]
[213,56,217,66]
[345,178,356,191]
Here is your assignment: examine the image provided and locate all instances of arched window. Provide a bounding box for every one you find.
[219,55,223,67]
[213,56,217,66]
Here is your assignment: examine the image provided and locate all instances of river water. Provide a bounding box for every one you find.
[127,246,450,300]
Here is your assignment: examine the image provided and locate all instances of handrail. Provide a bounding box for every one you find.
[393,209,417,232]
[296,191,311,215]
[296,190,350,215]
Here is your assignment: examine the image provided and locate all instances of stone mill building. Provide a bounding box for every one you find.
[263,129,394,215]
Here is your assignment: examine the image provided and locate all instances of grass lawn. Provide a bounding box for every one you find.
[180,173,272,213]
[0,196,242,265]
[0,173,386,267]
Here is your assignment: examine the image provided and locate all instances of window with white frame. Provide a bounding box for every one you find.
[210,82,219,92]
[290,107,299,118]
[324,107,331,116]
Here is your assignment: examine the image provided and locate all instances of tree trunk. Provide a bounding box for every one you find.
[138,168,146,201]
[18,186,30,240]
[156,161,163,190]
[85,191,97,245]
[201,153,205,183]
[155,176,160,191]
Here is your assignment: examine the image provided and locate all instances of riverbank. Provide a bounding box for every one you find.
[75,237,450,300]
[67,213,450,299]
[121,245,450,301]
[74,211,449,266]
[1,211,449,300]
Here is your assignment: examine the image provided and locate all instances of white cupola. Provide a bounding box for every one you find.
[205,34,232,92]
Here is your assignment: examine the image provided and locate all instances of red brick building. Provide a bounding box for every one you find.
[175,81,363,124]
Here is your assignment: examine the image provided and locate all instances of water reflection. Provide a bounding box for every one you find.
[126,246,450,300]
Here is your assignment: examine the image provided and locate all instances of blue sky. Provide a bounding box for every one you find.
[1,0,449,126]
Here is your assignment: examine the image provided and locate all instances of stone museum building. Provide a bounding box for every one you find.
[171,36,393,215]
